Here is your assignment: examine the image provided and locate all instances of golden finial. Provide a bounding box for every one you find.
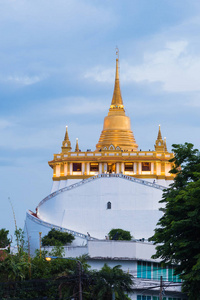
[116,46,119,60]
[157,124,162,140]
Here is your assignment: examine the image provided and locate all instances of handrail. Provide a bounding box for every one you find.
[27,210,96,240]
[37,174,166,209]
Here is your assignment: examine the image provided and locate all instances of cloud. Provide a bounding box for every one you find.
[0,96,107,152]
[84,67,115,83]
[0,119,13,129]
[122,40,200,92]
[5,75,46,86]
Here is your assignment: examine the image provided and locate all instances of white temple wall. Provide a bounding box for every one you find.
[38,177,165,240]
[51,181,60,193]
[88,240,160,262]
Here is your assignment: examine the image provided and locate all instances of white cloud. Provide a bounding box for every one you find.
[5,74,46,86]
[0,96,107,151]
[84,67,115,83]
[0,119,13,129]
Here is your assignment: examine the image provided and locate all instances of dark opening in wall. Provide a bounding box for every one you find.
[73,163,82,172]
[125,163,133,171]
[107,202,111,209]
[90,163,99,172]
[142,162,151,171]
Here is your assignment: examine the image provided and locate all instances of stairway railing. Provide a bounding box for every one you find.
[37,173,166,208]
[27,210,95,240]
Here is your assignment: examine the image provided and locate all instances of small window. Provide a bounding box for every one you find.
[73,163,82,172]
[90,163,99,172]
[125,163,133,171]
[107,202,111,209]
[142,162,151,171]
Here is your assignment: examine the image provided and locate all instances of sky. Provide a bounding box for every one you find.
[0,0,200,240]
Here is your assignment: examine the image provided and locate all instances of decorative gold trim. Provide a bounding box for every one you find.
[52,174,174,181]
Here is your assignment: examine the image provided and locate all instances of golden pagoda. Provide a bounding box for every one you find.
[48,53,174,181]
[96,54,138,151]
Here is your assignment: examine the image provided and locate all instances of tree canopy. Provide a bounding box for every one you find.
[150,143,200,299]
[108,229,132,241]
[0,234,134,300]
[92,264,133,300]
[42,229,75,246]
[0,228,10,248]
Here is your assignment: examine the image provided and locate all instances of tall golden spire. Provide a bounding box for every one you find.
[61,126,72,152]
[96,50,138,151]
[110,48,124,108]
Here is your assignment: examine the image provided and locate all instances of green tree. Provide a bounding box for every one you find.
[0,228,11,248]
[92,264,133,300]
[108,229,132,241]
[150,143,200,299]
[42,228,75,246]
[55,256,92,300]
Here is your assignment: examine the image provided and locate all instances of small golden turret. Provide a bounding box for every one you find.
[75,138,79,152]
[96,50,138,151]
[154,125,165,152]
[61,126,72,153]
[164,137,167,152]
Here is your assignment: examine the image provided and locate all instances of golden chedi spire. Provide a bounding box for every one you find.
[61,126,72,152]
[110,48,124,109]
[154,125,165,152]
[96,49,138,151]
[75,138,79,152]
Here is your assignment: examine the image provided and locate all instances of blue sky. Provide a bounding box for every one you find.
[0,0,200,239]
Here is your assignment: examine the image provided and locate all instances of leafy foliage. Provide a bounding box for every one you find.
[108,228,132,241]
[0,234,134,300]
[91,264,133,300]
[15,228,26,255]
[150,143,200,299]
[42,228,75,246]
[0,228,11,248]
[56,257,93,299]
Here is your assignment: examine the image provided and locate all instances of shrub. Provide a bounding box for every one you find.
[108,229,132,241]
[42,229,75,246]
